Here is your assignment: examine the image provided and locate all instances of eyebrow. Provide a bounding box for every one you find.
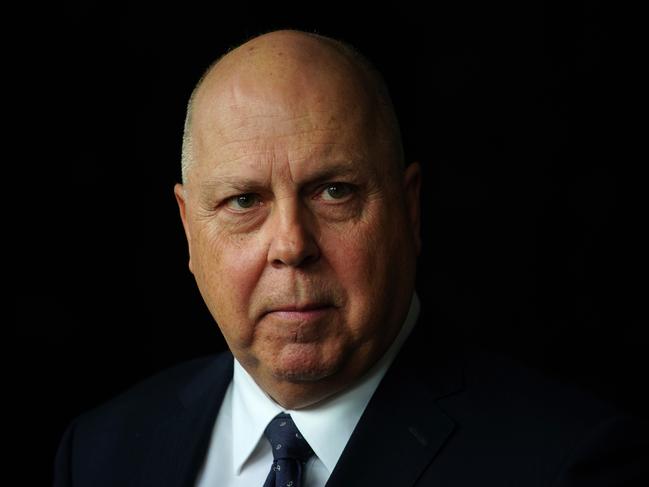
[199,176,263,195]
[300,161,366,184]
[198,160,367,195]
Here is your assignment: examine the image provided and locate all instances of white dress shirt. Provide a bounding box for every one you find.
[195,293,420,487]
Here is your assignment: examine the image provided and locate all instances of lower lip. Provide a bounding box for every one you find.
[266,307,332,321]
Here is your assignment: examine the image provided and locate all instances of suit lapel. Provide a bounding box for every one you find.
[326,319,464,487]
[136,353,234,487]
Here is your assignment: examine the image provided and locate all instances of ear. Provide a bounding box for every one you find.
[402,162,422,255]
[174,183,194,274]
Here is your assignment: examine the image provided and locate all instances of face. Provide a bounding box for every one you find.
[175,56,421,407]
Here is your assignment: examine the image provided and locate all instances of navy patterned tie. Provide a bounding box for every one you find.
[263,413,314,487]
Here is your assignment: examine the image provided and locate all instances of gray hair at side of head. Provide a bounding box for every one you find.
[180,31,405,185]
[180,47,230,186]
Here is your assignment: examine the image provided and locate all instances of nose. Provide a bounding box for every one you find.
[267,200,320,268]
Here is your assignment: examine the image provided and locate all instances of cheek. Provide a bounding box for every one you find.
[190,225,266,344]
[323,218,386,319]
[325,202,411,339]
[328,233,376,287]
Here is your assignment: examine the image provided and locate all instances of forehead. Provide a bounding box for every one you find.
[192,79,384,182]
[195,127,376,195]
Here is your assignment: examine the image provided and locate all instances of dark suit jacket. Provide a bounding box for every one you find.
[53,312,649,486]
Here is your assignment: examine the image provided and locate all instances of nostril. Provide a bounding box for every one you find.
[269,238,320,268]
[271,249,319,268]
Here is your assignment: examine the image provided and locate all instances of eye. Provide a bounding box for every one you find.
[319,183,355,201]
[225,193,262,211]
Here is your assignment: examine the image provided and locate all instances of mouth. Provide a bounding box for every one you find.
[262,303,334,321]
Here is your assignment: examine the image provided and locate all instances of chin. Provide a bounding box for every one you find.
[273,368,333,383]
[270,343,346,383]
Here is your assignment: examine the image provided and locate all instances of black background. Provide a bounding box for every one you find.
[13,2,647,485]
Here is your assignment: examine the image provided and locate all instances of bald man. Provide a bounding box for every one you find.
[54,30,648,487]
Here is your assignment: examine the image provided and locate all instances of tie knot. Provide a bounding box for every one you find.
[264,413,314,462]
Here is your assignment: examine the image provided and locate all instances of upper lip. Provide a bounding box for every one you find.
[269,303,327,312]
[266,303,331,313]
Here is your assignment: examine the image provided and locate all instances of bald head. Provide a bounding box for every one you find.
[180,30,403,184]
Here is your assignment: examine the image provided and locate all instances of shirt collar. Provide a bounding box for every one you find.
[231,360,283,475]
[231,292,420,475]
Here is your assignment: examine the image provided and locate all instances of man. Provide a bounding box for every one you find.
[54,30,647,486]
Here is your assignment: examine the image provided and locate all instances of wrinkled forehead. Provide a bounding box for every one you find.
[199,78,375,145]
